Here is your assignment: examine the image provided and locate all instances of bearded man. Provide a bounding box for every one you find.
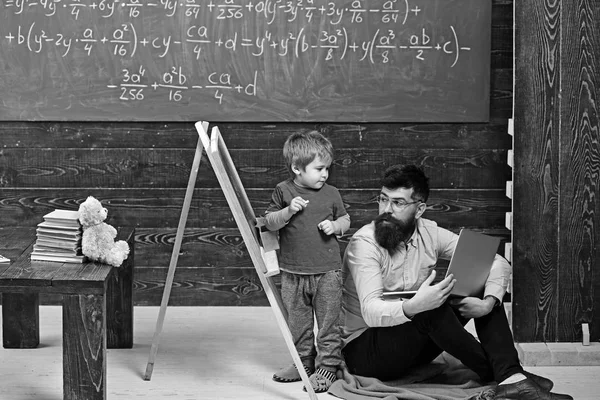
[339,164,572,400]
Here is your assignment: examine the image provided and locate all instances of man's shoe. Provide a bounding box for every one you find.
[522,371,553,391]
[494,378,573,400]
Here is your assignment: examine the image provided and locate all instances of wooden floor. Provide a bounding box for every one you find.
[0,306,597,400]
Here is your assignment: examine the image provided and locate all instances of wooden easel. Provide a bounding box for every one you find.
[143,121,317,400]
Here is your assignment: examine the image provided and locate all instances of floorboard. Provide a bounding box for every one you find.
[0,306,596,400]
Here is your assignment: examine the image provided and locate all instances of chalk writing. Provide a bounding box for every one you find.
[107,66,257,104]
[0,0,492,122]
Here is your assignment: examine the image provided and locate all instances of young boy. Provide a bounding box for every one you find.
[265,130,350,393]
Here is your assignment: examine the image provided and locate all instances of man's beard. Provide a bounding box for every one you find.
[374,213,416,254]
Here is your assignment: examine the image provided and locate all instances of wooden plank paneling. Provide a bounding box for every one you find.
[0,148,510,189]
[491,3,514,70]
[133,227,510,269]
[514,0,600,342]
[513,0,561,342]
[32,227,510,307]
[1,226,509,307]
[557,0,600,342]
[1,122,512,150]
[131,266,270,307]
[0,0,515,307]
[0,189,510,229]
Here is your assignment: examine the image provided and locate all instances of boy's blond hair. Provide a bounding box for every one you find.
[283,130,334,176]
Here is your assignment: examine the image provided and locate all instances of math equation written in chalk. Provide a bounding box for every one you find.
[0,0,492,122]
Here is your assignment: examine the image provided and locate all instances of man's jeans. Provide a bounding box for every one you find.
[342,302,521,382]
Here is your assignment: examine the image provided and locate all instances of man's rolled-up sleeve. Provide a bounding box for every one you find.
[346,235,412,327]
[484,254,511,303]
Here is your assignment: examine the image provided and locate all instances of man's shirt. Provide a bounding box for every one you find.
[340,217,511,346]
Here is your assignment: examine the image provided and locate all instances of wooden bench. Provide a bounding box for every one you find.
[0,227,134,400]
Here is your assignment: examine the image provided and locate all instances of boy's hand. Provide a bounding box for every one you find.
[288,197,309,215]
[318,220,335,235]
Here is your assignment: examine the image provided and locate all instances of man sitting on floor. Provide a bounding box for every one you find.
[339,164,573,400]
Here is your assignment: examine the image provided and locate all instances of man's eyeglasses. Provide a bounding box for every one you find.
[377,194,421,211]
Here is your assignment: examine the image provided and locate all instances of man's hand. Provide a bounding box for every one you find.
[287,197,309,216]
[402,270,456,319]
[449,296,496,319]
[318,220,335,235]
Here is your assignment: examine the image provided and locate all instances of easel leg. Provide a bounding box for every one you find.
[143,123,207,380]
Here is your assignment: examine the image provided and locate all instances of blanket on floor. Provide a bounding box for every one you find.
[328,353,496,400]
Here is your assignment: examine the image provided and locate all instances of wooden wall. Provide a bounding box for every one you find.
[514,0,600,342]
[0,0,513,307]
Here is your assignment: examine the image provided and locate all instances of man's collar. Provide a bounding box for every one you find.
[405,219,423,248]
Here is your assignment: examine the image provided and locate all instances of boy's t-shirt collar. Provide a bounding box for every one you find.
[290,178,323,192]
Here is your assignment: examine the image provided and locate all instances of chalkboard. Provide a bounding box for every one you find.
[0,0,491,122]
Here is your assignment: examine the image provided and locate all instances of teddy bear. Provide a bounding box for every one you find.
[78,196,130,267]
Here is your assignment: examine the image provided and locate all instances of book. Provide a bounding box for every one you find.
[0,254,9,264]
[31,249,82,257]
[37,221,81,231]
[34,238,81,250]
[32,241,83,260]
[31,254,85,263]
[36,236,81,247]
[36,229,81,240]
[32,249,82,257]
[42,209,81,227]
[32,209,85,264]
[33,244,81,253]
[43,209,80,221]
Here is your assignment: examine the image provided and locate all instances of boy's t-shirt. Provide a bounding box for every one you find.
[266,179,348,274]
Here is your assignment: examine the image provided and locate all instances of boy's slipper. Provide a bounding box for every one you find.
[304,368,337,393]
[272,363,314,383]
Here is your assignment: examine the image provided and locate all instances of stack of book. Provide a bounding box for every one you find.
[31,209,85,263]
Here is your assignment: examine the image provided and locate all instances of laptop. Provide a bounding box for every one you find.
[381,229,501,300]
